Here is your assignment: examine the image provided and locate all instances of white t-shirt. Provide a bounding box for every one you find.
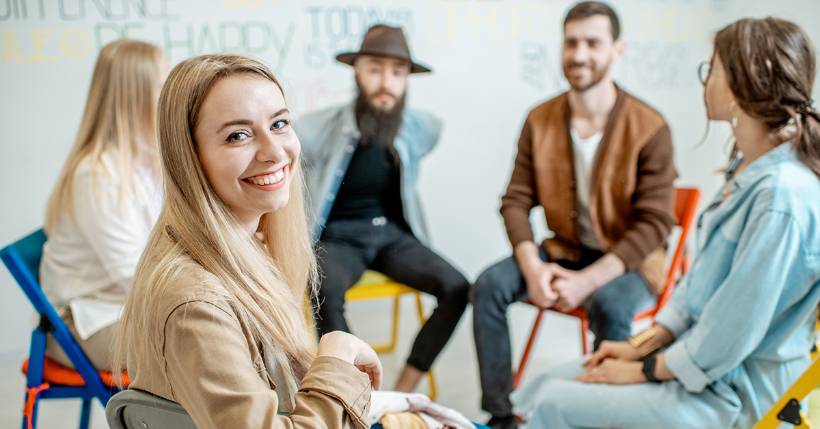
[570,128,603,251]
[40,151,162,340]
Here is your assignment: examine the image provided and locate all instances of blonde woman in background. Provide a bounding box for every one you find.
[114,54,382,428]
[40,39,167,370]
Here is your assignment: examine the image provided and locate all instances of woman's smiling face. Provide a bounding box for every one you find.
[194,73,300,231]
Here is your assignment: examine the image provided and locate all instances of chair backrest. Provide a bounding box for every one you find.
[656,187,701,311]
[106,389,196,429]
[0,229,49,316]
[1,229,112,399]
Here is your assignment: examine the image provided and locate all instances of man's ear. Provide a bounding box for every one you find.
[613,38,626,62]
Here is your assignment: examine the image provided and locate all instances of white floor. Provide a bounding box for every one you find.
[0,297,587,428]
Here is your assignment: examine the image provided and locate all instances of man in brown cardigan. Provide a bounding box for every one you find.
[471,3,677,428]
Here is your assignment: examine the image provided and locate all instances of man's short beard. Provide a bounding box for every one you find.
[563,60,611,92]
[355,82,406,151]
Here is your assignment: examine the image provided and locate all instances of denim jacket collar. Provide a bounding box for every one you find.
[733,142,794,191]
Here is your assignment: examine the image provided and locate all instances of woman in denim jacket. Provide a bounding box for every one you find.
[514,17,820,429]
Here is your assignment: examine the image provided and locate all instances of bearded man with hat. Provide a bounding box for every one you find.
[297,24,470,393]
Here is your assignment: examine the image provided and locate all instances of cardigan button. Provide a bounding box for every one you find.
[570,210,578,218]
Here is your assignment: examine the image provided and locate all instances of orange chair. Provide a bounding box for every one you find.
[513,187,701,389]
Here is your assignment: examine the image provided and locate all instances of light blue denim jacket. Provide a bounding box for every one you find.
[655,142,820,427]
[296,102,442,243]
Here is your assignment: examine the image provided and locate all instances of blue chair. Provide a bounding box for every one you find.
[1,229,121,429]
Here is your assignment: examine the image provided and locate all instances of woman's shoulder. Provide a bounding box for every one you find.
[68,151,125,201]
[73,150,117,177]
[765,169,817,212]
[744,146,819,212]
[72,148,155,185]
[144,237,236,321]
[741,151,820,249]
[164,264,233,316]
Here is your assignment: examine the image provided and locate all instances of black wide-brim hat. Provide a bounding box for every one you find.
[336,24,431,74]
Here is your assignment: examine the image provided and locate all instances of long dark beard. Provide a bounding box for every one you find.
[355,88,406,151]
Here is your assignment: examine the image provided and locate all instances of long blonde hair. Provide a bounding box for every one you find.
[114,54,318,388]
[45,39,164,232]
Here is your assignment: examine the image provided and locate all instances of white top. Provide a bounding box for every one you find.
[570,129,603,251]
[40,151,162,340]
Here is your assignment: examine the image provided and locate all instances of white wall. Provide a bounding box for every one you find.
[1,0,819,358]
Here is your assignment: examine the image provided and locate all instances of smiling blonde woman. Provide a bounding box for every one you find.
[114,54,381,428]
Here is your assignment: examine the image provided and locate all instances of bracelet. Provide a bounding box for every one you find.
[642,355,661,383]
[628,327,656,348]
[628,325,669,358]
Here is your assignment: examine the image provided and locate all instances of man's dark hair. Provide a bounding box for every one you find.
[563,1,621,41]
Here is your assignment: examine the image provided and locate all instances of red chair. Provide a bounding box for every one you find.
[513,187,701,389]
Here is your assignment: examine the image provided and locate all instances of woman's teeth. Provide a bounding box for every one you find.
[247,170,285,186]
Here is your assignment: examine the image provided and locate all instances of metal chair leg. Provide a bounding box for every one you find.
[389,294,401,352]
[426,370,438,401]
[514,308,546,389]
[372,294,402,354]
[78,398,92,429]
[21,392,37,429]
[581,317,590,355]
[413,293,437,400]
[414,293,426,323]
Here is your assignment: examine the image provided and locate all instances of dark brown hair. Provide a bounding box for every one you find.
[563,1,620,41]
[714,17,820,177]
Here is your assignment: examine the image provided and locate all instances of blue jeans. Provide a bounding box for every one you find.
[470,247,653,418]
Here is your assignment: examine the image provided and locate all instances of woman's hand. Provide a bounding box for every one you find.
[577,358,645,385]
[318,331,383,389]
[584,340,643,367]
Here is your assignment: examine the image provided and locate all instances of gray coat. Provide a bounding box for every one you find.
[296,101,442,244]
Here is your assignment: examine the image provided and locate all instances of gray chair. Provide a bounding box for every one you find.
[105,389,196,429]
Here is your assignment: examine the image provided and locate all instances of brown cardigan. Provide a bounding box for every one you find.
[127,234,371,429]
[501,88,677,293]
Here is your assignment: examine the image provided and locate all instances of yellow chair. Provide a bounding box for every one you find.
[345,270,437,400]
[754,321,820,429]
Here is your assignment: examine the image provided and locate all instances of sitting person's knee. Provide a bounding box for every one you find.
[472,265,517,309]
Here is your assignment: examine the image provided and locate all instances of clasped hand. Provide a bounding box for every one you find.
[524,262,596,311]
[576,340,646,385]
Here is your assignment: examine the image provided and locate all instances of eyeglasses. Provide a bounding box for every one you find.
[698,61,711,85]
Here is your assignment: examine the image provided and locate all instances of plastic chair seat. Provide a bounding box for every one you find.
[106,389,196,429]
[346,271,418,299]
[346,270,438,400]
[22,357,129,388]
